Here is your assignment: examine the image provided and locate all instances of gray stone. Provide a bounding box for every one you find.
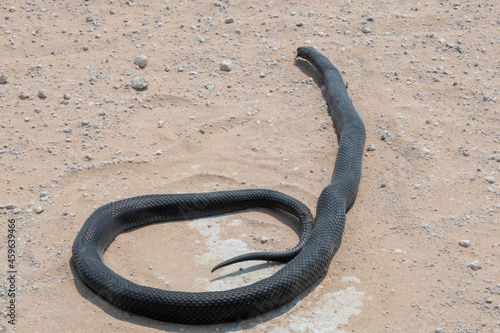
[225,17,234,24]
[0,74,7,84]
[469,260,481,271]
[38,89,47,99]
[459,240,470,247]
[132,77,149,90]
[134,55,148,68]
[220,59,233,72]
[35,206,44,214]
[485,176,495,184]
[367,144,376,151]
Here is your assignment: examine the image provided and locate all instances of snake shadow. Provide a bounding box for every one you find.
[69,208,339,332]
[69,254,336,332]
[295,58,325,88]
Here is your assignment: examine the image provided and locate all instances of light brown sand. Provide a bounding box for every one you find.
[1,1,499,332]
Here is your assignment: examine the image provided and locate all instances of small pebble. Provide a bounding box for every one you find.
[381,130,390,140]
[225,17,234,24]
[485,297,492,304]
[261,236,268,244]
[38,89,47,99]
[0,74,7,84]
[420,148,431,156]
[63,93,71,100]
[361,25,371,33]
[134,55,148,68]
[459,240,470,248]
[132,77,149,90]
[220,59,233,71]
[19,91,30,100]
[296,21,305,27]
[35,206,43,214]
[6,203,16,210]
[367,144,376,151]
[485,176,495,184]
[469,260,481,271]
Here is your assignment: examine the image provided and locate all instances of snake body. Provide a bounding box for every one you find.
[72,47,366,324]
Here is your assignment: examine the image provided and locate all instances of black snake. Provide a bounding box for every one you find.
[72,47,366,324]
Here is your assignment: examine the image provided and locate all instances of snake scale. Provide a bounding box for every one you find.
[72,47,366,324]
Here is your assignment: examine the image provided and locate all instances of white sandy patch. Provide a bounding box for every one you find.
[266,286,364,333]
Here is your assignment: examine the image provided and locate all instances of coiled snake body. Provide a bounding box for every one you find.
[72,47,366,324]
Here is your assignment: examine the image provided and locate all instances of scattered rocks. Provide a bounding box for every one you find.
[458,146,469,156]
[220,59,233,72]
[131,77,149,90]
[134,55,148,68]
[0,74,7,84]
[469,260,481,271]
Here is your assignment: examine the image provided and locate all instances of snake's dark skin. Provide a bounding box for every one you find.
[72,47,366,325]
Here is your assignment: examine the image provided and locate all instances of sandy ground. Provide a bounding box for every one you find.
[1,0,499,332]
